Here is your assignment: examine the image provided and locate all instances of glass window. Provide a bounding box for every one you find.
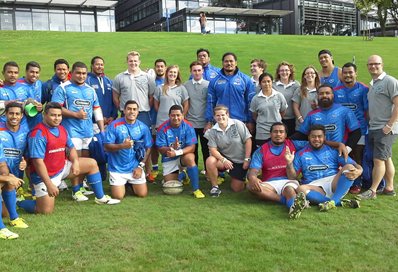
[32,12,49,31]
[65,13,81,31]
[49,12,65,31]
[15,11,32,30]
[0,11,14,30]
[97,15,111,32]
[81,14,95,32]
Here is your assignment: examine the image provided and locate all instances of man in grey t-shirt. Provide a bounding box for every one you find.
[358,55,398,200]
[112,51,156,128]
[184,61,209,172]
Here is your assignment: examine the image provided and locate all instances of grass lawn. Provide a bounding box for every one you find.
[1,31,398,272]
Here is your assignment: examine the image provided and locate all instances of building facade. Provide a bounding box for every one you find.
[0,0,117,32]
[116,0,291,34]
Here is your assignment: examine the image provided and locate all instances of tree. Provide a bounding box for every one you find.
[355,0,392,37]
[388,0,398,26]
[354,0,374,38]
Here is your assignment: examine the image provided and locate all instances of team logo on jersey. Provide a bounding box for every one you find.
[324,124,337,131]
[48,147,65,154]
[74,99,91,107]
[341,103,357,110]
[3,148,21,157]
[0,137,8,142]
[308,165,328,171]
[92,84,99,89]
[217,79,226,85]
[230,125,239,138]
[233,78,241,85]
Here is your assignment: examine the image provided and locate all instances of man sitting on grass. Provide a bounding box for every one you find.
[286,124,363,212]
[17,102,120,214]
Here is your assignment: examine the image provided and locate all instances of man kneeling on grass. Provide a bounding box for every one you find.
[156,105,205,199]
[104,100,152,200]
[247,122,308,219]
[285,124,362,212]
[17,102,120,214]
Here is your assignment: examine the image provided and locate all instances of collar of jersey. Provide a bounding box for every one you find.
[370,72,386,85]
[213,118,234,132]
[258,88,278,98]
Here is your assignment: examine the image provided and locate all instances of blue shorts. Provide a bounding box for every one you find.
[137,111,151,128]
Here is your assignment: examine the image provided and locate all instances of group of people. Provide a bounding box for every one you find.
[0,48,397,239]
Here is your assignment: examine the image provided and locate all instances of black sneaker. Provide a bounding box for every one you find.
[210,186,221,197]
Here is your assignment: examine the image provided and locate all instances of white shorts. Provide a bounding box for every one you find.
[357,135,365,145]
[162,158,183,176]
[109,171,146,186]
[308,175,335,198]
[260,179,299,195]
[34,160,72,198]
[71,137,92,150]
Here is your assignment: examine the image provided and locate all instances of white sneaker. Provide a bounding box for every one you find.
[95,195,120,205]
[0,228,19,239]
[58,180,68,191]
[79,186,94,196]
[72,191,89,202]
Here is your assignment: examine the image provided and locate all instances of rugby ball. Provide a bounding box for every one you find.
[162,180,183,195]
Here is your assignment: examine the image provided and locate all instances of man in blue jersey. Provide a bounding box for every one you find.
[286,125,363,211]
[87,56,118,128]
[104,100,152,200]
[333,62,369,193]
[318,49,342,88]
[205,52,255,134]
[196,48,219,81]
[51,62,105,200]
[0,102,29,229]
[19,61,44,129]
[156,105,205,199]
[0,62,34,118]
[247,122,308,219]
[17,102,120,215]
[293,84,361,149]
[0,140,25,239]
[42,59,70,104]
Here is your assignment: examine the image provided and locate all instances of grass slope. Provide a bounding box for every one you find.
[0,31,398,272]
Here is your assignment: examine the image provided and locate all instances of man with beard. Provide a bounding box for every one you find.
[286,125,362,212]
[205,52,255,134]
[247,122,308,219]
[293,84,361,150]
[333,62,369,193]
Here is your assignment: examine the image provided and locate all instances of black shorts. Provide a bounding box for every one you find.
[228,162,248,181]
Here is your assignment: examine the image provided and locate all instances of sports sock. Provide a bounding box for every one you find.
[306,190,330,204]
[152,164,158,171]
[187,166,199,191]
[72,185,80,194]
[279,195,287,205]
[178,171,187,182]
[332,175,353,206]
[286,197,294,209]
[2,190,19,220]
[0,195,6,229]
[87,172,104,199]
[16,200,36,214]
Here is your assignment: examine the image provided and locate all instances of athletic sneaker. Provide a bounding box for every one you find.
[318,200,336,212]
[341,199,360,209]
[200,170,206,175]
[0,228,19,240]
[95,195,121,205]
[210,186,221,197]
[79,186,94,196]
[147,173,156,183]
[193,189,205,199]
[288,192,307,219]
[357,189,377,200]
[379,189,396,196]
[72,190,89,202]
[9,217,29,229]
[151,170,159,179]
[58,180,68,191]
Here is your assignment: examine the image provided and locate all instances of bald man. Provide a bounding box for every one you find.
[358,55,398,200]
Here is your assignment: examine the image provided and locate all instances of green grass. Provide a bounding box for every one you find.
[1,31,398,272]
